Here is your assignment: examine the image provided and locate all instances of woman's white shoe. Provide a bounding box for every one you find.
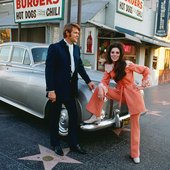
[133,157,140,164]
[84,115,101,124]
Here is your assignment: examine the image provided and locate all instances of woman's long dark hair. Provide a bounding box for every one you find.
[106,42,126,82]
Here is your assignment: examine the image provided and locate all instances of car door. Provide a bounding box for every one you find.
[0,45,12,97]
[1,45,32,105]
[24,47,48,118]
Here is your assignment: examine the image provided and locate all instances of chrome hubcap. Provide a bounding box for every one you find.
[59,108,69,136]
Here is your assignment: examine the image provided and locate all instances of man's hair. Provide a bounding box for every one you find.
[63,23,80,38]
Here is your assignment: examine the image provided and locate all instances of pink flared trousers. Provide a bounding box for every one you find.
[86,87,141,158]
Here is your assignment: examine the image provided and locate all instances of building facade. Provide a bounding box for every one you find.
[0,0,170,85]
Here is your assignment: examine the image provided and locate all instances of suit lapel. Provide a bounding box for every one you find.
[61,39,79,71]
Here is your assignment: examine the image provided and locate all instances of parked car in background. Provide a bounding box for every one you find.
[0,42,133,136]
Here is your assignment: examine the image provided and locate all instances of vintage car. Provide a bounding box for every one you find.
[0,42,132,136]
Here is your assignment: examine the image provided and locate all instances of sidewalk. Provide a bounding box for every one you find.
[0,83,170,170]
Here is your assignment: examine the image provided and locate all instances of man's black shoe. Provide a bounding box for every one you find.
[52,146,64,156]
[70,144,87,154]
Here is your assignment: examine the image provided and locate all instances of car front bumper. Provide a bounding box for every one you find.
[80,114,130,131]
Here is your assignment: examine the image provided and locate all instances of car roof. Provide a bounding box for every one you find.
[0,42,49,48]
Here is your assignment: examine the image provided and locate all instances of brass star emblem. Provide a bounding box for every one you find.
[18,145,82,170]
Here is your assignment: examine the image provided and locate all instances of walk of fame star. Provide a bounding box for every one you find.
[18,145,82,170]
[154,100,170,106]
[112,127,131,136]
[146,110,162,116]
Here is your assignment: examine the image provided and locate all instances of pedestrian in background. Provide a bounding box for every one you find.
[84,42,151,163]
[45,23,95,156]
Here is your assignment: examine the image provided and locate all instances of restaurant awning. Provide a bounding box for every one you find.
[87,20,141,43]
[135,33,170,47]
[116,26,170,48]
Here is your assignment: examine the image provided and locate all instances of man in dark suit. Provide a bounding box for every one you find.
[45,23,95,156]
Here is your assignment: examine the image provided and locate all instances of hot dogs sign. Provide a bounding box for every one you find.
[14,0,64,22]
[117,0,144,21]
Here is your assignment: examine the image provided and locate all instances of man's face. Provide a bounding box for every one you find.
[67,27,80,44]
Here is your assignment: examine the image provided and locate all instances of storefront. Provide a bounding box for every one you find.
[159,49,170,84]
[84,21,141,72]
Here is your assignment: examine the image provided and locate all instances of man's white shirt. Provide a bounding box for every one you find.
[64,39,75,74]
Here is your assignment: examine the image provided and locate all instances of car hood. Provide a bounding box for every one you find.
[33,64,115,84]
[80,69,116,84]
[84,69,104,82]
[86,69,117,86]
[33,64,103,80]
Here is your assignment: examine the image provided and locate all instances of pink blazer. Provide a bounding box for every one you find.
[100,61,151,115]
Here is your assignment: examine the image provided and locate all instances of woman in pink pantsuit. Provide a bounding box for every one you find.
[85,42,151,164]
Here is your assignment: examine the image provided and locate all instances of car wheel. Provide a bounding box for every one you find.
[59,106,69,136]
[58,99,82,136]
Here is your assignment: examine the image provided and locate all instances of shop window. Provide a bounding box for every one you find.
[164,50,170,69]
[123,44,136,63]
[144,49,150,67]
[0,29,10,43]
[11,27,45,43]
[97,40,110,71]
[152,56,157,70]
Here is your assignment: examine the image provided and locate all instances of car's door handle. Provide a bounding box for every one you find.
[6,64,12,69]
[6,64,12,66]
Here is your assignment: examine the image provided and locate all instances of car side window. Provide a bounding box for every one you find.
[0,46,11,62]
[11,47,25,64]
[23,50,31,65]
[32,48,48,63]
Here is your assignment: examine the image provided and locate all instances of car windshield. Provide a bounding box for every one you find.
[31,47,48,64]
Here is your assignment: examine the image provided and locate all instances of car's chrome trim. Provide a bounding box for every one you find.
[80,114,130,131]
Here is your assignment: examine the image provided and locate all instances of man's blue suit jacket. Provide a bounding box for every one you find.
[45,39,91,100]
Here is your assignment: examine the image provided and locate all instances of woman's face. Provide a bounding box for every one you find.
[110,47,120,62]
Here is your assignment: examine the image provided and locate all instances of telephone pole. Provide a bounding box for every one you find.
[77,0,82,26]
[67,0,71,23]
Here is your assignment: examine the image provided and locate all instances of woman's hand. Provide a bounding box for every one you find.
[142,77,151,88]
[98,86,104,99]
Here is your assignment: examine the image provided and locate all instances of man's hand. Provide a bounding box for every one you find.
[48,91,56,102]
[88,81,96,90]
